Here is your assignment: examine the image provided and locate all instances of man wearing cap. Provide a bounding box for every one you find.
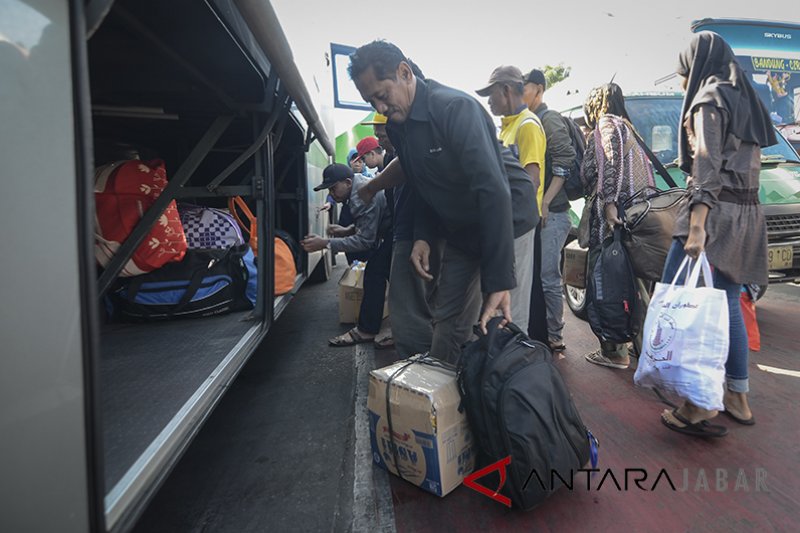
[361,114,439,358]
[301,163,392,346]
[477,65,548,343]
[523,68,577,353]
[477,65,547,212]
[348,40,537,363]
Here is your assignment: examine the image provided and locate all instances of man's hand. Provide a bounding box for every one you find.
[541,202,550,227]
[479,290,512,334]
[326,224,349,238]
[684,224,706,259]
[301,234,328,253]
[410,240,434,281]
[357,180,377,204]
[316,202,332,214]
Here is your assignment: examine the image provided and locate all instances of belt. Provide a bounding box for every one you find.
[718,187,759,205]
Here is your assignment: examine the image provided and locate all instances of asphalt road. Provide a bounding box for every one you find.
[133,267,800,532]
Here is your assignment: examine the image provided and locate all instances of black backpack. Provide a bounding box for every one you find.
[587,226,644,343]
[559,114,587,201]
[457,319,596,510]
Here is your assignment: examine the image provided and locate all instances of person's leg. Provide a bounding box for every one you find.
[714,272,753,422]
[539,211,572,348]
[528,223,549,344]
[389,239,435,357]
[509,228,535,331]
[430,243,481,364]
[356,238,392,335]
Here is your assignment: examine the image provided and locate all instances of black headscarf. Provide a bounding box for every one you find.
[677,31,777,173]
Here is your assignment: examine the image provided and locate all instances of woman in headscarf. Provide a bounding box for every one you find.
[581,82,655,369]
[659,32,775,437]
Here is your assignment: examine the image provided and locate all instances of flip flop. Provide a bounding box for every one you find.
[661,409,728,438]
[329,328,374,347]
[584,349,629,369]
[722,409,756,426]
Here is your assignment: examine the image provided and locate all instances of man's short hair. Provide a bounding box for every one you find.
[348,40,425,81]
[348,41,406,81]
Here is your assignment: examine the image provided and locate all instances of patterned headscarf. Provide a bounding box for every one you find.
[583,83,630,130]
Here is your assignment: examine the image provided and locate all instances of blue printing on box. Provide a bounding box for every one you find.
[368,410,444,496]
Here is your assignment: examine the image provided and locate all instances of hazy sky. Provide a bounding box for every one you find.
[272,0,798,132]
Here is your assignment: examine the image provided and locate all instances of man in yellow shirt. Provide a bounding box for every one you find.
[477,65,549,342]
[477,65,547,210]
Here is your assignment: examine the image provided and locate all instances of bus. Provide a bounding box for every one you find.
[692,18,800,150]
[1,1,335,531]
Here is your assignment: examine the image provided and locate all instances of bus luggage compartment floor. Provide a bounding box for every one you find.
[99,311,258,490]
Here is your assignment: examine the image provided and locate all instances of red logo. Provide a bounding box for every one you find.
[463,456,512,507]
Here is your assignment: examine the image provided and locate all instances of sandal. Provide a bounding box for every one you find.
[329,328,374,347]
[722,409,756,426]
[374,332,394,350]
[661,409,728,438]
[549,341,566,353]
[584,349,629,369]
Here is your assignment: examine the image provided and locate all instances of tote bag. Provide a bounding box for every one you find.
[634,253,728,411]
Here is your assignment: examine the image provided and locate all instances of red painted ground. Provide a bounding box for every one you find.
[385,289,800,533]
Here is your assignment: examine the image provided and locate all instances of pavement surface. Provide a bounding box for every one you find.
[134,266,800,533]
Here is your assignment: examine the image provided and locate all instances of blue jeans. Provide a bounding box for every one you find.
[540,210,572,343]
[661,240,749,393]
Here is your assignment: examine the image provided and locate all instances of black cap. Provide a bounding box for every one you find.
[314,163,353,191]
[524,69,547,90]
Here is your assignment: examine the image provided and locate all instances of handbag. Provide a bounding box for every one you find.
[620,187,688,281]
[634,253,728,411]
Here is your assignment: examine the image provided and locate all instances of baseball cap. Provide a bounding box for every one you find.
[353,136,381,162]
[524,69,547,90]
[476,65,524,97]
[360,113,388,126]
[314,163,354,191]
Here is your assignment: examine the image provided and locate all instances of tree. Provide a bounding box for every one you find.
[541,63,571,89]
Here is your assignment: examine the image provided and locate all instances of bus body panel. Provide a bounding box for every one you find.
[0,1,92,531]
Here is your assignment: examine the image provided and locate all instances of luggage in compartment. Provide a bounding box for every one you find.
[95,159,187,276]
[178,203,245,250]
[110,244,257,321]
[228,196,297,295]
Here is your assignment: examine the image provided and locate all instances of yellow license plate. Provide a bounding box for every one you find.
[768,245,793,270]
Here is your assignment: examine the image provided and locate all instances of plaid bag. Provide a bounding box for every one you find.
[178,203,244,250]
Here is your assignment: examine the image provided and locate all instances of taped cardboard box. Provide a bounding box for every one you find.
[338,261,389,324]
[367,356,475,497]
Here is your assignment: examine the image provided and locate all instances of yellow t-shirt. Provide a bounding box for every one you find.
[499,109,547,210]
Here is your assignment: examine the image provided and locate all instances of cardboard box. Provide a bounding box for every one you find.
[563,239,588,289]
[367,356,475,497]
[338,261,389,324]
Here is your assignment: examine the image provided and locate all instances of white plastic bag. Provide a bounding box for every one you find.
[634,252,729,410]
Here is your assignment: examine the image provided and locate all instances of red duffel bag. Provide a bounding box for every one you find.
[95,159,187,276]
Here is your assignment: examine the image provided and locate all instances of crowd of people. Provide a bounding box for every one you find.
[300,32,774,438]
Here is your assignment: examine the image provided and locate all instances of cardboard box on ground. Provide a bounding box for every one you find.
[367,355,475,497]
[338,261,389,324]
